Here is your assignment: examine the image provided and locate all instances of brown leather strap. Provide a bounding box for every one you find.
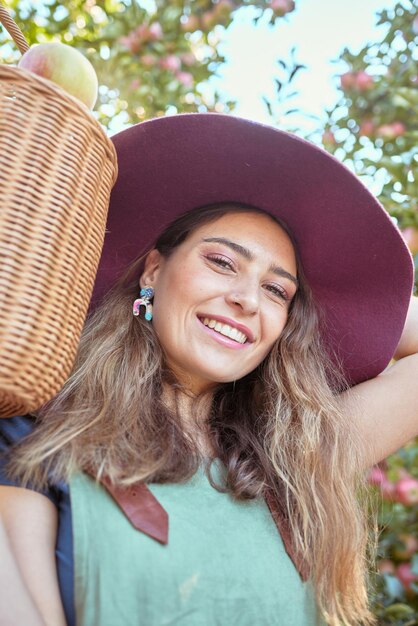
[101,477,169,545]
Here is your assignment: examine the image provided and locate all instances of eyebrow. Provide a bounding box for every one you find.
[201,237,299,287]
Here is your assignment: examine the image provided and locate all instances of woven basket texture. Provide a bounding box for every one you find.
[0,64,118,417]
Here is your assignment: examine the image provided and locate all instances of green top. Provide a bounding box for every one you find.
[71,462,323,626]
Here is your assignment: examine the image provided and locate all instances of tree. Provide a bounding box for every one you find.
[323,2,418,622]
[0,0,295,131]
[323,0,418,236]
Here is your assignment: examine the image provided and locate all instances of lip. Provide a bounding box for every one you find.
[197,314,255,343]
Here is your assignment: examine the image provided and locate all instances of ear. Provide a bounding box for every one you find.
[140,249,163,288]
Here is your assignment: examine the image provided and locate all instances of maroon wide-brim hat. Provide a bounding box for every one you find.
[94,113,413,386]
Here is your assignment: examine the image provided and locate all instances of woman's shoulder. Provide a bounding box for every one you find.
[0,414,37,448]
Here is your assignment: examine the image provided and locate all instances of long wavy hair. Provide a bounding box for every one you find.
[8,203,377,626]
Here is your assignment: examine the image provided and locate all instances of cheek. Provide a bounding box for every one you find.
[261,306,288,347]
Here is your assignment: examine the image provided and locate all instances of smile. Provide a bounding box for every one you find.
[200,317,248,344]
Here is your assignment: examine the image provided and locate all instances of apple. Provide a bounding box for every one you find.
[377,122,406,141]
[159,55,181,72]
[394,477,418,505]
[271,0,295,16]
[355,71,374,91]
[397,562,418,594]
[377,559,396,575]
[402,226,418,255]
[148,22,163,40]
[359,120,376,137]
[340,72,356,90]
[18,42,98,110]
[368,466,387,486]
[176,71,194,88]
[322,130,336,147]
[381,478,396,501]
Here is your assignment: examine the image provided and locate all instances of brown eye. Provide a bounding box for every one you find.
[207,255,234,270]
[265,284,289,301]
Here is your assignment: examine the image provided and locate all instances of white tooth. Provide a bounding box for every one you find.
[208,319,216,328]
[203,317,209,326]
[219,324,230,337]
[214,322,223,332]
[236,331,244,343]
[229,328,239,341]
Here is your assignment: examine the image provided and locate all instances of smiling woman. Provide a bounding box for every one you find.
[142,209,298,391]
[0,114,417,626]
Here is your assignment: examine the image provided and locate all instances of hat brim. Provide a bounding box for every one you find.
[93,113,413,386]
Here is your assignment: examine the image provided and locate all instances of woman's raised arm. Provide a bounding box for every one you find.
[340,295,418,467]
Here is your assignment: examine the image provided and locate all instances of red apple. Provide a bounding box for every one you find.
[391,121,406,136]
[359,120,376,137]
[159,55,181,72]
[148,22,163,40]
[271,0,295,16]
[381,478,396,501]
[340,72,356,90]
[378,559,396,575]
[394,477,418,505]
[402,227,418,255]
[368,466,387,486]
[355,71,374,91]
[176,71,194,88]
[18,42,98,110]
[322,130,336,147]
[377,122,406,140]
[397,562,418,593]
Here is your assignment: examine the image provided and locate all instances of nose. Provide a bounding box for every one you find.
[225,280,259,315]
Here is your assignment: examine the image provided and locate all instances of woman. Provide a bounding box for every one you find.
[0,114,417,626]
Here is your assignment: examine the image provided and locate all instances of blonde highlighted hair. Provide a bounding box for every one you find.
[8,203,377,625]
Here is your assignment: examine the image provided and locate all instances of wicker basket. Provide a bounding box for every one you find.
[0,5,118,416]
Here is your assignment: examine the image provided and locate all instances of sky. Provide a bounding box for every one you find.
[208,0,397,133]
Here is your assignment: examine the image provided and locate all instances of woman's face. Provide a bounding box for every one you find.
[140,211,298,394]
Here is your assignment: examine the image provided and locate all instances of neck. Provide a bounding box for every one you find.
[162,384,216,457]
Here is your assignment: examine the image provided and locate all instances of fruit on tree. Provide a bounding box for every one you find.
[340,71,373,92]
[159,55,181,72]
[355,71,374,91]
[377,559,396,575]
[359,120,376,138]
[402,227,418,255]
[394,477,418,505]
[271,0,295,16]
[18,42,98,110]
[397,562,418,594]
[377,122,406,140]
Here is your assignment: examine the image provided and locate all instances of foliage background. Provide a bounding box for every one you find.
[1,0,417,623]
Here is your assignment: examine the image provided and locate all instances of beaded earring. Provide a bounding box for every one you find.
[133,286,154,321]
